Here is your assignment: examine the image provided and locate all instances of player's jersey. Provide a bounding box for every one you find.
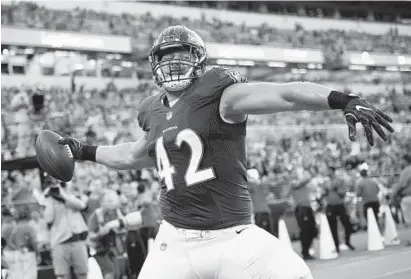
[138,67,252,230]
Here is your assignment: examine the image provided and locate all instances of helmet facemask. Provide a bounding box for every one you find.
[150,43,206,92]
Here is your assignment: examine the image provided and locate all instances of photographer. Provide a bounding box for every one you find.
[43,177,88,279]
[88,190,126,279]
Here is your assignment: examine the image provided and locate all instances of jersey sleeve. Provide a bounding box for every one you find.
[195,67,248,101]
[137,96,154,132]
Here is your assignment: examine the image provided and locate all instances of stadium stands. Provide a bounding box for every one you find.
[1,2,411,277]
[2,1,411,53]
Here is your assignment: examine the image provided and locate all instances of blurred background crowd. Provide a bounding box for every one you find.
[2,1,411,53]
[1,1,411,279]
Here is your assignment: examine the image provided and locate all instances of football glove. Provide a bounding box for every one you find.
[343,96,394,146]
[56,132,84,160]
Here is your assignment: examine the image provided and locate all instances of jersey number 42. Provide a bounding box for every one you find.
[155,129,216,191]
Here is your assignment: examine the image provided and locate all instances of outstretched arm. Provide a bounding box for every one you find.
[221,82,333,115]
[58,133,154,170]
[95,135,154,170]
[220,81,394,145]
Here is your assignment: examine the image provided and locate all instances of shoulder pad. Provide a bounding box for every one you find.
[194,67,247,100]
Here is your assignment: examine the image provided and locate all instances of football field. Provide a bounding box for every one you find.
[296,227,411,279]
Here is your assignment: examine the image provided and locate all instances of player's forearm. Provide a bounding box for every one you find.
[222,81,349,115]
[278,82,337,111]
[95,142,153,170]
[95,142,137,170]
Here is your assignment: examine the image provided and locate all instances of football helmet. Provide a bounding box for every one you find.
[149,25,207,92]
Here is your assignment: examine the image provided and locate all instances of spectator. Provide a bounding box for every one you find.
[88,190,126,279]
[82,179,104,222]
[43,178,89,279]
[322,166,355,253]
[2,205,38,279]
[126,181,161,278]
[289,168,317,260]
[392,156,411,239]
[10,90,32,158]
[29,210,51,265]
[355,163,381,226]
[248,169,272,233]
[9,171,36,215]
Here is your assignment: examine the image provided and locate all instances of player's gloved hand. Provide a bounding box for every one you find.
[55,132,84,160]
[342,95,394,146]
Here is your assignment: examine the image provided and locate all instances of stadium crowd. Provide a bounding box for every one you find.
[2,1,411,54]
[2,80,410,214]
[1,1,411,278]
[2,84,411,278]
[2,81,411,160]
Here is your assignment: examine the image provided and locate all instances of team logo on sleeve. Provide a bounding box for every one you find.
[223,68,247,83]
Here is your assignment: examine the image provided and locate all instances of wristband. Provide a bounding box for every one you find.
[81,145,98,162]
[327,91,358,110]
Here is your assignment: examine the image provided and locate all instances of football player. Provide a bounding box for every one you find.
[59,26,394,279]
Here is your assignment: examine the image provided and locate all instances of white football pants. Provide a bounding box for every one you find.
[137,220,313,279]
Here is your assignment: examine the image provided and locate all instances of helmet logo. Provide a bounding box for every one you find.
[162,37,180,44]
[161,33,181,44]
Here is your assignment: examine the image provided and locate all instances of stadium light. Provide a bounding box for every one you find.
[267,61,286,68]
[385,66,399,71]
[24,48,34,55]
[237,60,255,66]
[216,59,237,65]
[398,56,406,65]
[121,61,133,67]
[348,65,367,71]
[291,68,308,74]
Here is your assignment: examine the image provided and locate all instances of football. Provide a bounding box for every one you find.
[35,130,75,182]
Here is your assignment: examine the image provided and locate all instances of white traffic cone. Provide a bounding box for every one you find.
[87,257,104,279]
[367,207,384,251]
[383,205,400,246]
[318,213,338,260]
[279,219,293,248]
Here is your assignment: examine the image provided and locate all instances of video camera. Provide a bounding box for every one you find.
[31,93,44,113]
